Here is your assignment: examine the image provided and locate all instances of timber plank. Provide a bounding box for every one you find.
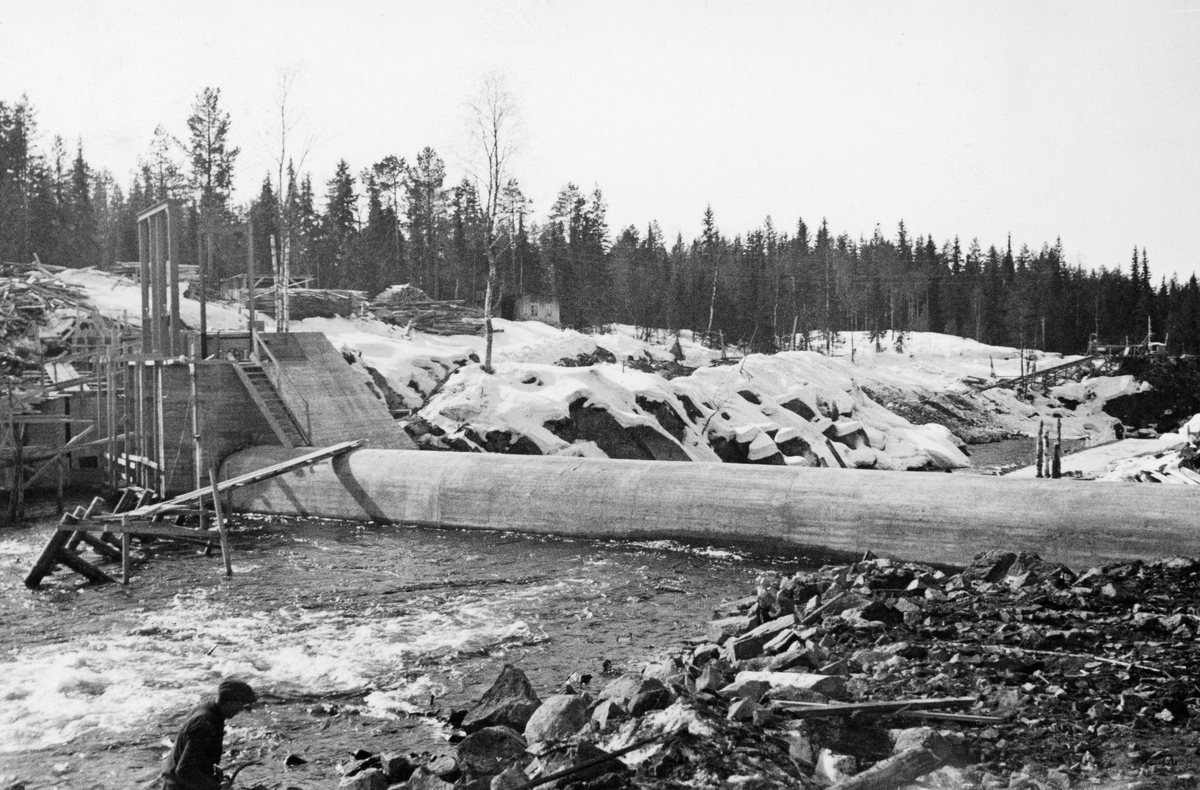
[97,439,364,521]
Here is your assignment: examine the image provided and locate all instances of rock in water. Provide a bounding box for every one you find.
[462,664,543,733]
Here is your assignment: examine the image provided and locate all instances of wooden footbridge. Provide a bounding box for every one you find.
[975,355,1108,392]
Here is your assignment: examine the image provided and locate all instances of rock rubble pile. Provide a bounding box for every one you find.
[320,550,1200,789]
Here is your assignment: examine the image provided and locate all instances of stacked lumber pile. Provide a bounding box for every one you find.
[371,283,485,336]
[335,551,1200,790]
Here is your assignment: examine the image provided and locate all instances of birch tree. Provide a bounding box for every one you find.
[467,73,520,374]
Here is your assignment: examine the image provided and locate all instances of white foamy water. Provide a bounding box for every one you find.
[0,579,553,752]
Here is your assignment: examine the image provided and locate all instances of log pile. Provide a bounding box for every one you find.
[332,551,1200,790]
[369,283,486,336]
[252,288,367,320]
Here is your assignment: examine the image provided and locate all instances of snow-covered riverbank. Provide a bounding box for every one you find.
[58,267,1152,474]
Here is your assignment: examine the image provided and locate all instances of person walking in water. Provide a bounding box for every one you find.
[161,679,257,790]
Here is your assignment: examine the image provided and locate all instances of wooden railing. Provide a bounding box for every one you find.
[251,334,312,445]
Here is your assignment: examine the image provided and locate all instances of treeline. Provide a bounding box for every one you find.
[3,93,1199,356]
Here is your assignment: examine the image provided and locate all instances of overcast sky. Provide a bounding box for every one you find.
[3,1,1199,280]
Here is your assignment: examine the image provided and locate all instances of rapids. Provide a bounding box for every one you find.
[0,508,813,789]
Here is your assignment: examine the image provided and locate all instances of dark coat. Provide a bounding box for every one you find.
[161,701,226,790]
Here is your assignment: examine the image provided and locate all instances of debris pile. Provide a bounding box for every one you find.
[1099,413,1200,484]
[335,551,1200,789]
[0,262,89,362]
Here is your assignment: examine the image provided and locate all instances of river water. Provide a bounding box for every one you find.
[0,506,815,790]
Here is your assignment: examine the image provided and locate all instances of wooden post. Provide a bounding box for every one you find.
[24,510,79,588]
[1035,421,1044,479]
[209,466,232,578]
[11,421,24,524]
[198,228,208,360]
[1053,417,1063,479]
[139,218,151,352]
[136,362,146,491]
[270,235,281,334]
[121,518,131,585]
[247,215,256,359]
[154,360,166,499]
[55,457,64,515]
[167,203,182,356]
[190,362,204,531]
[107,355,117,492]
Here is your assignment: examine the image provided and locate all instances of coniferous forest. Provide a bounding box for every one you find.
[3,92,1199,356]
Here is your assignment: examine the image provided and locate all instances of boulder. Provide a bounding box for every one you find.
[727,698,759,721]
[406,766,456,790]
[379,752,413,783]
[529,741,622,785]
[523,694,588,744]
[718,678,770,702]
[733,671,847,700]
[823,420,871,449]
[890,726,955,761]
[456,726,529,780]
[747,432,782,462]
[489,764,529,790]
[723,614,795,661]
[629,686,671,715]
[462,665,542,733]
[707,615,752,644]
[425,754,459,780]
[598,674,666,709]
[590,698,626,731]
[695,661,732,694]
[338,768,387,790]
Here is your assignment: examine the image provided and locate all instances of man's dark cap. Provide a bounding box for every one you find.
[217,679,257,705]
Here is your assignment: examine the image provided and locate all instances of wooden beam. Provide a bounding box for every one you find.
[76,531,121,561]
[67,520,220,539]
[121,528,131,584]
[772,697,977,719]
[22,426,96,490]
[24,529,72,588]
[55,549,116,585]
[5,414,95,424]
[210,467,232,578]
[100,439,364,521]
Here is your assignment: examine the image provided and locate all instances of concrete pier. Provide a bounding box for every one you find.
[225,447,1200,569]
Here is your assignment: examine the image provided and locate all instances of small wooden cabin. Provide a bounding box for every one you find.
[501,294,561,327]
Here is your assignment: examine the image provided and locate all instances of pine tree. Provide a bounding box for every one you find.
[371,155,407,286]
[406,147,447,297]
[186,87,240,220]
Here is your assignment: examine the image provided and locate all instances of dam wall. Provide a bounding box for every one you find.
[224,447,1200,569]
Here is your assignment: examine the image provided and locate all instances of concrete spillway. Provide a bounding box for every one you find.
[224,447,1200,569]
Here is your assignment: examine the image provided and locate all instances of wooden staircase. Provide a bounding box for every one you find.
[232,361,309,447]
